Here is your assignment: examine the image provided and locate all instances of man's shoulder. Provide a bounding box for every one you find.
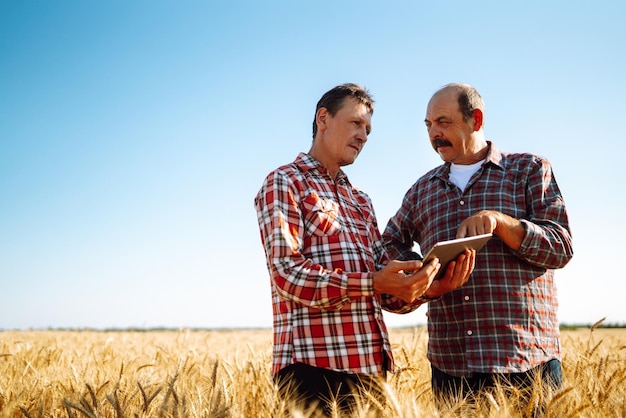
[272,161,300,176]
[497,149,551,170]
[415,164,447,185]
[264,153,310,178]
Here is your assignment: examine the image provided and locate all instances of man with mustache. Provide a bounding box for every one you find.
[383,83,573,406]
[254,83,475,414]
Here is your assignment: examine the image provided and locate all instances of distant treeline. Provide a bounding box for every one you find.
[560,323,626,330]
[3,324,625,332]
[21,324,626,332]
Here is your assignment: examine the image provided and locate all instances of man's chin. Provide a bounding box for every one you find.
[436,148,450,161]
[343,152,360,165]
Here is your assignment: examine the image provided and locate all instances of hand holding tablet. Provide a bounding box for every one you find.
[422,233,492,280]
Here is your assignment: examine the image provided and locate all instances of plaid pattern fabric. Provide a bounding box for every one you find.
[255,153,416,376]
[383,142,574,376]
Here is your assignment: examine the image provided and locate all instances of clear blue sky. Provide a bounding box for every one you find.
[1,1,624,330]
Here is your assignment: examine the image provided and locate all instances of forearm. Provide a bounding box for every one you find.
[516,220,574,268]
[260,210,372,309]
[270,259,373,309]
[493,212,525,251]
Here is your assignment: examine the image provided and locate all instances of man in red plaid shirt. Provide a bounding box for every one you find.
[383,83,574,406]
[254,83,475,413]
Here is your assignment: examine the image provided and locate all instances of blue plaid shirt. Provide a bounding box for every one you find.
[383,142,573,376]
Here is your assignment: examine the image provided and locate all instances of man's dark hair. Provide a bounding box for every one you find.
[312,83,374,139]
[439,83,485,123]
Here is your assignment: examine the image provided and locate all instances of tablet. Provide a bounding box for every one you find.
[421,233,492,279]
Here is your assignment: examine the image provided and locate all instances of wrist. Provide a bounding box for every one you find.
[418,293,440,302]
[372,271,382,294]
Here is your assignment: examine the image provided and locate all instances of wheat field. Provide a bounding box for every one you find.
[0,325,624,417]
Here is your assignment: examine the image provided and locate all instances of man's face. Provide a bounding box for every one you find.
[319,97,372,167]
[424,89,477,164]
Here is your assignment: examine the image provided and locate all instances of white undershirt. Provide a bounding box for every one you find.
[449,160,484,191]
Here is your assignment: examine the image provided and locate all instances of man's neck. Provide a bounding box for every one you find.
[309,145,339,180]
[457,139,489,165]
[308,154,338,179]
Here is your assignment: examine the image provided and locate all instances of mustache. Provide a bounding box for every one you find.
[432,137,452,149]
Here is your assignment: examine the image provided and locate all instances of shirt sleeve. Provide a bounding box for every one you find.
[376,188,427,313]
[380,293,425,313]
[515,157,574,269]
[382,186,422,262]
[254,169,374,310]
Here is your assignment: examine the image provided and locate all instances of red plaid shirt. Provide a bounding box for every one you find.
[255,153,416,376]
[383,142,574,376]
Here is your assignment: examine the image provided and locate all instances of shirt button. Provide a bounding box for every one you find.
[464,296,470,301]
[467,330,473,336]
[459,200,465,205]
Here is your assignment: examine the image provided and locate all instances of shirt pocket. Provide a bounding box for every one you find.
[302,193,342,236]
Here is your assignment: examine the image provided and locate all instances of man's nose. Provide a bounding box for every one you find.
[427,124,439,138]
[357,127,368,143]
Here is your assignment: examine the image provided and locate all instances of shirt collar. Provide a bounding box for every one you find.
[483,141,505,169]
[295,152,350,183]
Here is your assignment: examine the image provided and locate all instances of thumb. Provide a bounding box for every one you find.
[388,259,423,273]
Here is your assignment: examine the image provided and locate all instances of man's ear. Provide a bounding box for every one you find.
[472,109,484,131]
[316,107,328,131]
